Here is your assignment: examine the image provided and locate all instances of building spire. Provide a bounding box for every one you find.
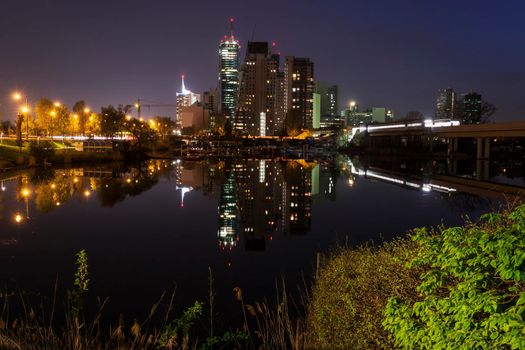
[181,74,189,94]
[229,17,235,38]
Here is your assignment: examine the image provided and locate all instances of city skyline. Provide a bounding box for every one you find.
[1,0,524,122]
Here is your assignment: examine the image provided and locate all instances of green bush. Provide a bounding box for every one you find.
[28,140,55,159]
[384,205,525,350]
[308,239,421,349]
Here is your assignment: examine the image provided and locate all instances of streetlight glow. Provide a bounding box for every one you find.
[12,92,22,101]
[21,188,31,197]
[54,102,61,107]
[84,108,90,114]
[20,106,30,114]
[14,214,23,223]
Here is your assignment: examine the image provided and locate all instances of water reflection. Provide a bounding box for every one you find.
[1,157,524,249]
[1,156,524,324]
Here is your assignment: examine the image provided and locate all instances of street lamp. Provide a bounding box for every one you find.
[20,106,30,141]
[12,92,22,101]
[50,110,57,137]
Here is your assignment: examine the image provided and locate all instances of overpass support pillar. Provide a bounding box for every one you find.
[476,138,491,159]
[447,138,458,157]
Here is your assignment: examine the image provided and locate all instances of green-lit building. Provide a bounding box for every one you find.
[219,21,240,119]
[461,92,482,124]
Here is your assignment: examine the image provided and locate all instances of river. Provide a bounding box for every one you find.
[0,156,523,327]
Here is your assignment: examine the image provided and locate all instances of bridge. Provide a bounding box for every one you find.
[354,120,525,159]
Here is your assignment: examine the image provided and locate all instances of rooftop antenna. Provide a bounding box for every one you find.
[229,17,235,37]
[181,74,189,94]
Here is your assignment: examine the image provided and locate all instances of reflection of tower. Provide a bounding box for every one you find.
[217,172,238,250]
[234,160,283,250]
[176,185,193,207]
[284,161,312,234]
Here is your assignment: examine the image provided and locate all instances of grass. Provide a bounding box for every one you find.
[307,239,422,349]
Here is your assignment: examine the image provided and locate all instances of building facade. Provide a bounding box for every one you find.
[460,92,482,124]
[176,75,200,128]
[435,88,456,119]
[219,22,240,119]
[284,56,315,131]
[236,42,282,136]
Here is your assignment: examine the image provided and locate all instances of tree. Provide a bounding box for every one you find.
[122,117,157,150]
[86,113,101,136]
[72,100,88,136]
[1,120,14,135]
[384,205,525,349]
[54,105,71,137]
[402,111,424,121]
[480,101,497,123]
[153,116,176,141]
[285,110,302,137]
[34,98,54,136]
[100,105,124,138]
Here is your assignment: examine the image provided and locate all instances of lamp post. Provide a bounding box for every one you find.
[20,106,30,141]
[12,92,30,141]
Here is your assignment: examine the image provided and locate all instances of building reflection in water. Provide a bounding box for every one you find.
[217,170,238,250]
[1,156,523,251]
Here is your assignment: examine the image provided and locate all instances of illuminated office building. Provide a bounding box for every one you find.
[219,19,240,119]
[236,42,281,136]
[176,75,200,128]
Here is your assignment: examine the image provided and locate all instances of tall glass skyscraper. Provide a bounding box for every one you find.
[219,19,240,119]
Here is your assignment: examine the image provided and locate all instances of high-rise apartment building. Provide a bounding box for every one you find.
[284,56,314,130]
[219,19,240,119]
[435,88,456,119]
[236,42,281,136]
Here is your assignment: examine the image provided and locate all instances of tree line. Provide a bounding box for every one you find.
[1,98,176,141]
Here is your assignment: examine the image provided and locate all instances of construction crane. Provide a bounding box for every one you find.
[133,99,177,120]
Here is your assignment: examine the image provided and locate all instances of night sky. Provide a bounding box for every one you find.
[1,0,524,122]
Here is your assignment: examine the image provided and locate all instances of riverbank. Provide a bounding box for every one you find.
[0,140,125,172]
[0,204,523,349]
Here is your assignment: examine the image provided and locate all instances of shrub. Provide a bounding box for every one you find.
[383,205,525,350]
[308,239,421,349]
[28,140,55,159]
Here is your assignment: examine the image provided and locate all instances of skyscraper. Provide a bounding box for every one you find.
[435,88,456,119]
[460,92,482,124]
[236,42,281,136]
[176,75,200,128]
[284,56,314,131]
[219,19,240,120]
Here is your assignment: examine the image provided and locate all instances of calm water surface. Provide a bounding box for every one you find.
[0,156,523,325]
